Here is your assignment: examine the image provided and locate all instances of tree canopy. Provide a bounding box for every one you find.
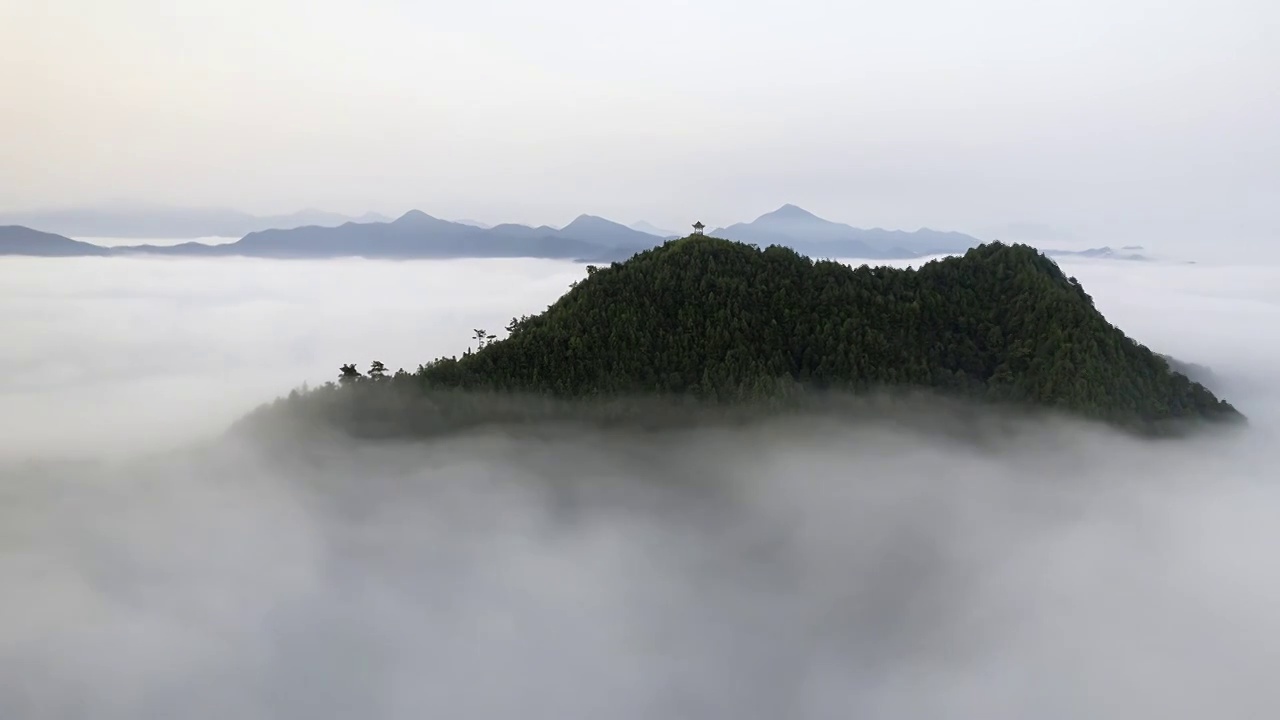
[251,236,1242,438]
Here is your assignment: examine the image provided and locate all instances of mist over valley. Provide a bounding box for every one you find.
[1,251,1277,718]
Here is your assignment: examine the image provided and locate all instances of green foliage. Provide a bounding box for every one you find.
[338,363,361,385]
[273,237,1241,437]
[471,328,497,352]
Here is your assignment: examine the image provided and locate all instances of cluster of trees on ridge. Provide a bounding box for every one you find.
[251,237,1240,438]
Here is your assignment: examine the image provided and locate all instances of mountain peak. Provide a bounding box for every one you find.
[760,204,822,221]
[561,214,627,232]
[393,209,438,225]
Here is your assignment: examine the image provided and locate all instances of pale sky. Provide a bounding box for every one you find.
[2,0,1276,246]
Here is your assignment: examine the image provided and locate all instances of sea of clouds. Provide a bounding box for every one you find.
[0,252,1277,718]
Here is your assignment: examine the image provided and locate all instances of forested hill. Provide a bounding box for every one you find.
[256,237,1241,436]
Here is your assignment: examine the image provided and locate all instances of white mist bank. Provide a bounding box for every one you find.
[0,253,1277,718]
[73,235,241,247]
[0,255,583,460]
[0,409,1276,719]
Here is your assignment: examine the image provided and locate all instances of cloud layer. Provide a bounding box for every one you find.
[0,253,1277,718]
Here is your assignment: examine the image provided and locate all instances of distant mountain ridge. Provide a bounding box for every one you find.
[221,210,655,260]
[1043,246,1150,262]
[0,205,392,239]
[0,226,111,256]
[711,204,978,259]
[1,211,663,261]
[7,204,986,262]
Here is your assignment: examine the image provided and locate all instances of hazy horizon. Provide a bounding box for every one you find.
[4,0,1277,252]
[1,203,1258,260]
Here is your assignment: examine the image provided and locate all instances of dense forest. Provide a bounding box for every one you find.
[245,237,1241,438]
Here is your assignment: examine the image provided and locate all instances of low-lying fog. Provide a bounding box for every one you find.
[0,255,585,460]
[1,253,1277,719]
[73,236,241,248]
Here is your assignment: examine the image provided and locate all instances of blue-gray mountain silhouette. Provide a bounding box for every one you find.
[1043,246,1149,261]
[711,204,977,258]
[0,205,392,239]
[214,211,659,259]
[0,226,111,256]
[3,205,990,262]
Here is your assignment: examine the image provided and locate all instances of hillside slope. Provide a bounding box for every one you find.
[415,237,1236,429]
[247,237,1240,440]
[0,226,111,256]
